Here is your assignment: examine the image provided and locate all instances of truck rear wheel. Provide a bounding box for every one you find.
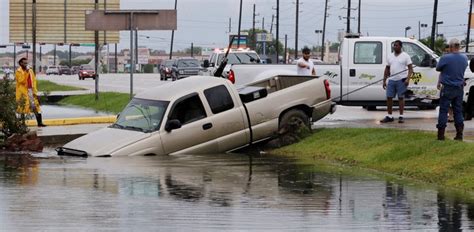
[275,109,311,147]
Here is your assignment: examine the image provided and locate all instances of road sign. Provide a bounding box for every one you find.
[85,10,177,31]
[80,43,96,47]
[256,33,273,42]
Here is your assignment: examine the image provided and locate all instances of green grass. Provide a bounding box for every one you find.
[58,92,130,114]
[37,80,85,92]
[273,128,474,192]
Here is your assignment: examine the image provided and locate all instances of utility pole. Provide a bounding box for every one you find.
[276,0,280,63]
[262,17,265,30]
[467,0,473,52]
[39,44,41,73]
[253,4,256,50]
[295,0,300,59]
[94,0,99,100]
[229,18,232,33]
[357,0,361,34]
[191,42,194,57]
[169,0,177,59]
[284,34,288,64]
[430,0,438,50]
[32,0,37,73]
[322,0,328,61]
[237,0,243,48]
[270,14,275,34]
[135,29,138,72]
[346,0,351,33]
[115,43,118,73]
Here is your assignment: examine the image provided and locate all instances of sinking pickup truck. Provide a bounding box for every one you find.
[57,75,335,157]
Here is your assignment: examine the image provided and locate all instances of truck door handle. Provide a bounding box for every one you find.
[202,123,213,130]
[350,69,356,77]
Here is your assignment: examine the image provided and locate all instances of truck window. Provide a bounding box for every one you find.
[169,94,207,125]
[354,42,382,64]
[204,85,234,114]
[400,42,428,66]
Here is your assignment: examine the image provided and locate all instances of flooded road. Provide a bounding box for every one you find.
[1,152,473,231]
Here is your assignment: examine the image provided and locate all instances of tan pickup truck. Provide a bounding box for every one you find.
[57,75,335,157]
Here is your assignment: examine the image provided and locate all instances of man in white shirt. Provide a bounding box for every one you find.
[380,40,413,123]
[296,47,316,76]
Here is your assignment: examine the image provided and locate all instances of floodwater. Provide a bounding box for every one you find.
[0,152,473,231]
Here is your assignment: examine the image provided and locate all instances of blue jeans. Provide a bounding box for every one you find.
[437,85,464,129]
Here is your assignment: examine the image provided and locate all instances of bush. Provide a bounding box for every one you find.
[0,76,29,144]
[143,64,155,73]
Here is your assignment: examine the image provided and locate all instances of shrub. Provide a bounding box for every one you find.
[0,76,29,144]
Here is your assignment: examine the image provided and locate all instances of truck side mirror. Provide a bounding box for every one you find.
[203,60,210,68]
[430,58,437,68]
[420,54,432,67]
[165,119,182,132]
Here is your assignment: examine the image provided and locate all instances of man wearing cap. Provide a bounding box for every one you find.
[436,38,468,141]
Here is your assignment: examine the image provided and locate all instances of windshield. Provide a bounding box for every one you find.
[81,66,93,70]
[112,98,169,133]
[163,60,174,67]
[178,59,200,67]
[217,52,259,65]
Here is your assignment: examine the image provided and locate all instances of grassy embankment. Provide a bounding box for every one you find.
[58,92,130,114]
[37,80,129,114]
[37,80,85,92]
[273,128,474,192]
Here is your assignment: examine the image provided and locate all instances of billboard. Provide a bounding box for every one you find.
[229,33,248,48]
[256,33,273,42]
[137,48,150,64]
[9,0,120,44]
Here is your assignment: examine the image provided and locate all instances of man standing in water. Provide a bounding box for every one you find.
[15,57,46,127]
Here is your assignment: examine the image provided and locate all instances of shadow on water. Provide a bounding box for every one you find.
[0,152,474,230]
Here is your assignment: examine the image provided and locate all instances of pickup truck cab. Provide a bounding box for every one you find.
[229,36,474,119]
[57,75,334,157]
[200,48,261,77]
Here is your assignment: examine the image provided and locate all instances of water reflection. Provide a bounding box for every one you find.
[0,153,473,230]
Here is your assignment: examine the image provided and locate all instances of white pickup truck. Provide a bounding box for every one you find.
[228,36,474,119]
[57,75,335,157]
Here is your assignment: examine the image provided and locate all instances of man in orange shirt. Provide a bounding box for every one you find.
[15,58,46,127]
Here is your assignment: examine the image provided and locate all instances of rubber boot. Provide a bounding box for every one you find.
[437,127,445,141]
[454,124,464,141]
[35,113,47,127]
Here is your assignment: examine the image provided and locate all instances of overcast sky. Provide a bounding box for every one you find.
[0,0,471,53]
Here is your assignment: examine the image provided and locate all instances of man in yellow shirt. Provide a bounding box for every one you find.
[15,57,46,127]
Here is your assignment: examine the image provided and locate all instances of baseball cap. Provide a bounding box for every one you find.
[448,38,460,47]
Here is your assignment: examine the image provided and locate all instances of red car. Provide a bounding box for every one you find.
[78,65,96,80]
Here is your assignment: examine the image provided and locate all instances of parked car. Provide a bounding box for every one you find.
[71,66,81,75]
[59,66,72,75]
[78,65,96,80]
[56,74,335,157]
[46,66,60,75]
[171,57,201,81]
[159,59,174,81]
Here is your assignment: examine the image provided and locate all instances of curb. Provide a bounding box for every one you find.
[26,116,116,127]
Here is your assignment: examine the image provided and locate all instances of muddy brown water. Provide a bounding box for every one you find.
[0,151,473,231]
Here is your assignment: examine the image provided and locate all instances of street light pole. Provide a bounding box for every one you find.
[237,0,243,48]
[169,0,177,59]
[467,0,473,52]
[405,26,411,37]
